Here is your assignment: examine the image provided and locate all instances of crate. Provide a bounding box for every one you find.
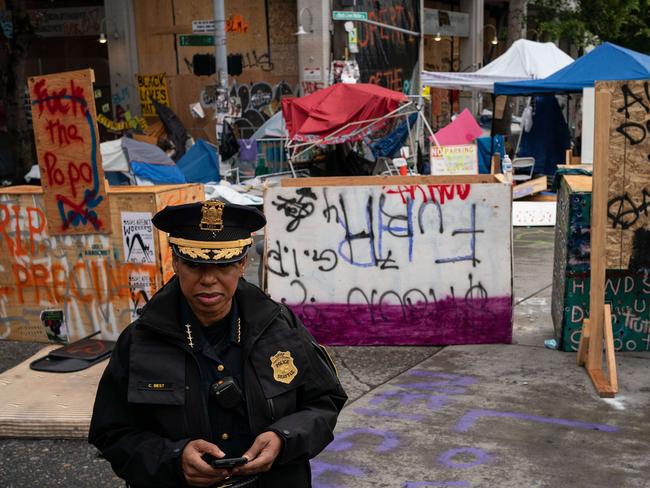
[0,184,203,342]
[551,175,650,352]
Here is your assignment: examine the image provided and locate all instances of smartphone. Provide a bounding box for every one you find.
[201,453,248,469]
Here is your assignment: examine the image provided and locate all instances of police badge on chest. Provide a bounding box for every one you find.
[270,351,298,384]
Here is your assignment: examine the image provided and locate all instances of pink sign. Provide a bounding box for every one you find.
[434,109,483,146]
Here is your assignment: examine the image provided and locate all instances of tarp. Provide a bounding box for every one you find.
[282,83,408,143]
[122,137,174,165]
[422,40,574,92]
[176,139,221,183]
[369,113,417,158]
[517,95,571,175]
[477,135,505,174]
[100,139,129,172]
[252,111,287,139]
[494,42,650,95]
[131,162,186,184]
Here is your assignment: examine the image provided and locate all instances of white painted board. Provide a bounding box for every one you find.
[265,182,513,345]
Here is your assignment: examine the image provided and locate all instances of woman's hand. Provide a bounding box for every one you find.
[181,439,232,487]
[232,431,283,476]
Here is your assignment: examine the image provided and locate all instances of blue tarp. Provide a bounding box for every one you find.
[369,113,417,159]
[476,135,505,174]
[131,161,186,184]
[494,42,650,95]
[176,139,221,183]
[517,95,571,175]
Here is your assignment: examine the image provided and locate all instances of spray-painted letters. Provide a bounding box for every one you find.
[28,69,111,235]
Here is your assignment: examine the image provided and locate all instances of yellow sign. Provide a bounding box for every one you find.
[137,73,170,116]
[97,114,148,132]
[270,351,298,384]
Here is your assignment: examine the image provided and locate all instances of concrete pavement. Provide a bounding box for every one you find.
[1,227,648,487]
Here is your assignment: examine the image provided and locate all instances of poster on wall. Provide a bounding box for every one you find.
[40,309,69,343]
[136,73,170,116]
[335,0,420,94]
[121,211,155,264]
[128,271,154,321]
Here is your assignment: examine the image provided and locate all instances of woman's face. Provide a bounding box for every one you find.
[172,254,247,326]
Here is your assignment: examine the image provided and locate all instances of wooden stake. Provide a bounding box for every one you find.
[577,305,617,398]
[603,304,618,392]
[580,88,617,398]
[587,91,610,375]
[576,318,590,367]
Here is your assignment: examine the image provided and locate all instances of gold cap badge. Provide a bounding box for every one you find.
[270,351,298,384]
[200,200,225,231]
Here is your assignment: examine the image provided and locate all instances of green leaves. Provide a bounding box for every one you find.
[529,0,650,52]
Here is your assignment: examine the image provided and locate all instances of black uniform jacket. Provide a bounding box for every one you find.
[88,277,347,487]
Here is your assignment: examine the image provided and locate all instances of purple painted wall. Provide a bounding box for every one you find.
[287,296,512,345]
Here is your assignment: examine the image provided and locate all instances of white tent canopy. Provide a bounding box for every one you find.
[252,111,287,140]
[421,39,574,92]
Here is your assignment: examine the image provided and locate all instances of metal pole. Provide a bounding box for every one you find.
[213,0,228,88]
[354,17,421,37]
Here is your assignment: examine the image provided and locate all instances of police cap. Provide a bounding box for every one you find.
[152,199,266,265]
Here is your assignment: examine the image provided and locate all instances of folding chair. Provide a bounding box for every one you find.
[511,157,535,182]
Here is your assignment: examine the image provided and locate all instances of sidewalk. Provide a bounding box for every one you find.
[0,227,648,487]
[314,227,650,488]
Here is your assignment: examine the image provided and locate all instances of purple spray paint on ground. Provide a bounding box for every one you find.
[438,447,493,469]
[288,296,512,345]
[455,408,620,433]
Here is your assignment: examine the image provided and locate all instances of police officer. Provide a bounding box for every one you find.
[89,199,347,487]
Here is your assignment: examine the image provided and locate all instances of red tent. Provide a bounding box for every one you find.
[282,83,408,143]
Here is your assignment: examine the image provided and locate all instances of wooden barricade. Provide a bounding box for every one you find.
[264,175,513,346]
[578,79,650,397]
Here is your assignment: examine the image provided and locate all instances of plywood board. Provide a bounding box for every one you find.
[596,80,650,270]
[265,181,513,345]
[0,346,106,438]
[133,0,176,76]
[28,69,111,236]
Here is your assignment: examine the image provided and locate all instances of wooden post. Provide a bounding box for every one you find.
[491,153,501,174]
[578,88,617,397]
[586,90,611,375]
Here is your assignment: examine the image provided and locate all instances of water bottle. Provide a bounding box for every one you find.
[502,154,513,184]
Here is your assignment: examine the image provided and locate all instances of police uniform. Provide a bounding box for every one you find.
[89,200,347,487]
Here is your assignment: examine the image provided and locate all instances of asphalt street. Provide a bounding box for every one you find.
[1,227,649,487]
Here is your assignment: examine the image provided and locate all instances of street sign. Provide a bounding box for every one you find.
[332,11,368,21]
[179,34,215,46]
[192,19,215,33]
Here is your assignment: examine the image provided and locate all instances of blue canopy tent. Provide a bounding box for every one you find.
[493,43,650,175]
[494,42,650,95]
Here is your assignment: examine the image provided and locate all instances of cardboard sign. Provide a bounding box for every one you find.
[265,177,512,346]
[28,69,111,235]
[430,144,478,175]
[136,73,170,116]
